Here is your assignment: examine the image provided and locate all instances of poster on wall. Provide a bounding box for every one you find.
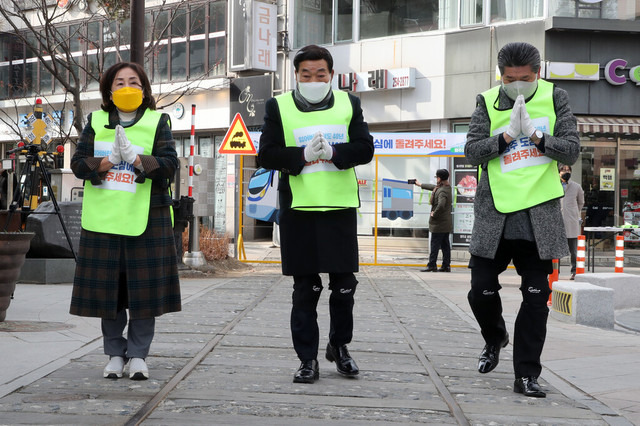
[452,157,477,246]
[600,167,615,191]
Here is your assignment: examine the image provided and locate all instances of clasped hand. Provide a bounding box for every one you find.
[303,131,333,162]
[506,95,536,140]
[114,125,138,165]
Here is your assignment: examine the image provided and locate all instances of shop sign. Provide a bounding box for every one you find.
[546,60,640,86]
[371,132,466,156]
[604,59,640,86]
[336,68,416,92]
[249,131,466,156]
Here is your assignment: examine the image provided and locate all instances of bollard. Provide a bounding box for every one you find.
[615,235,624,273]
[576,235,586,275]
[548,258,559,306]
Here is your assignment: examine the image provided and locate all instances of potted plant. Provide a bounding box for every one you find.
[0,231,35,321]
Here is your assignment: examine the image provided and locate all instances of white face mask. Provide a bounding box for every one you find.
[502,78,538,101]
[297,81,331,104]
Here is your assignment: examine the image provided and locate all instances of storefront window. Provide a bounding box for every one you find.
[295,0,333,46]
[619,143,640,245]
[490,0,542,23]
[336,0,353,42]
[360,0,443,39]
[461,0,483,26]
[549,0,639,20]
[581,141,616,228]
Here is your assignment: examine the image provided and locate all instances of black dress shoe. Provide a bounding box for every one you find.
[293,359,319,383]
[421,267,438,272]
[477,334,509,374]
[438,266,451,272]
[326,343,359,376]
[514,376,546,398]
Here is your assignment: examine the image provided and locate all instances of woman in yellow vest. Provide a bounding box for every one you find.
[465,42,580,398]
[70,62,180,381]
[258,45,374,384]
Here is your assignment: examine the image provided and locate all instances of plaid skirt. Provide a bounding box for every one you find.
[70,205,181,320]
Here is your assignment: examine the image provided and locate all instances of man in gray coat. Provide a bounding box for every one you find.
[465,42,579,398]
[559,164,585,280]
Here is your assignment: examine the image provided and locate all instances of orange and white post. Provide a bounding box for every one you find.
[576,235,586,275]
[615,235,624,273]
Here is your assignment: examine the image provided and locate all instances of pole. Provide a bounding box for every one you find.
[130,0,145,66]
[183,104,205,267]
[615,235,624,273]
[576,235,586,275]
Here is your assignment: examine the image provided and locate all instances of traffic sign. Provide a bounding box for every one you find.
[219,113,256,155]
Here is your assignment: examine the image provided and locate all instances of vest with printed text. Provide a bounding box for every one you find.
[82,109,160,236]
[482,79,563,213]
[276,90,360,211]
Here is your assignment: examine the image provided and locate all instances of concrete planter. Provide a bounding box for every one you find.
[0,232,35,321]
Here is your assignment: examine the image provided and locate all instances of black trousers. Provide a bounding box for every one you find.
[467,239,552,378]
[291,273,358,361]
[428,232,451,269]
[567,237,577,274]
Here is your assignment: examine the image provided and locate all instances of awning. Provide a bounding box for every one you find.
[576,116,640,135]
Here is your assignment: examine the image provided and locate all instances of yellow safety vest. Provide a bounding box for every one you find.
[82,109,160,236]
[483,79,563,213]
[276,91,360,211]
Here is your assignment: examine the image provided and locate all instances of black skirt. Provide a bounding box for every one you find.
[278,207,359,276]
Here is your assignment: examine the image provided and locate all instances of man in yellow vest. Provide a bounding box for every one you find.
[258,45,374,384]
[465,42,580,397]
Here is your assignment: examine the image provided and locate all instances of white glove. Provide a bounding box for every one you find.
[303,131,324,162]
[318,138,333,160]
[108,138,121,165]
[520,100,536,140]
[505,95,523,139]
[115,125,137,164]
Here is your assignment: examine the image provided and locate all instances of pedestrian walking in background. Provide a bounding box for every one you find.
[464,42,580,397]
[258,45,374,384]
[70,62,181,381]
[411,169,453,272]
[559,163,584,280]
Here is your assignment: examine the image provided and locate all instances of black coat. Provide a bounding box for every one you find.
[258,92,374,276]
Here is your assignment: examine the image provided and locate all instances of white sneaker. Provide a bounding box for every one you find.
[129,358,149,380]
[103,356,126,379]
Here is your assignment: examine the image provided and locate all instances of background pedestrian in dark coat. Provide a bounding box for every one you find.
[411,169,453,272]
[70,62,180,381]
[258,45,374,384]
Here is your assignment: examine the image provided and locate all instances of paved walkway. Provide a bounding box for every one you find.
[1,255,640,424]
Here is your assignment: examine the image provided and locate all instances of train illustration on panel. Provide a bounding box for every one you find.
[246,167,279,223]
[381,178,414,221]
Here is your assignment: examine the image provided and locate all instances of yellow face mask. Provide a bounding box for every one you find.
[111,87,143,112]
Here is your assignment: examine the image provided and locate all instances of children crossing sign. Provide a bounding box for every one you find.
[219,113,257,155]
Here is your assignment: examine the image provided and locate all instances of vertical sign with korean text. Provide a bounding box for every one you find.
[253,1,277,72]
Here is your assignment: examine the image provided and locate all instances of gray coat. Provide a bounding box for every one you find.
[561,179,585,238]
[464,82,580,260]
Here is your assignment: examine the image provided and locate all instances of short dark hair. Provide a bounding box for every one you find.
[558,163,572,172]
[293,45,334,73]
[100,62,156,112]
[436,169,449,181]
[497,42,541,75]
